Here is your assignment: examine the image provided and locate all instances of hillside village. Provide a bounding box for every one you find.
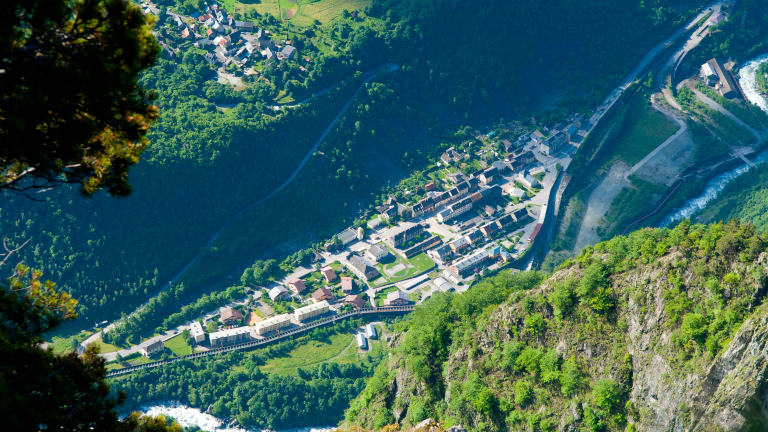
[104,109,589,366]
[140,1,300,75]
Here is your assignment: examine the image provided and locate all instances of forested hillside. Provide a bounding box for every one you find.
[2,0,709,328]
[344,220,768,431]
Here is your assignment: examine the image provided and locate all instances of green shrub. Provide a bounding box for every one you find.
[592,379,620,411]
[516,347,543,375]
[681,313,708,345]
[560,356,582,396]
[514,380,534,406]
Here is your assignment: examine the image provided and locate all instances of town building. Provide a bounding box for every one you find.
[433,277,453,292]
[190,321,206,343]
[511,208,530,223]
[449,236,470,253]
[366,244,390,263]
[384,224,425,248]
[347,255,380,281]
[539,131,567,156]
[386,290,410,305]
[427,244,454,264]
[269,286,290,301]
[449,249,490,276]
[337,228,358,245]
[320,266,337,282]
[701,58,738,98]
[466,229,484,246]
[220,308,243,325]
[209,327,251,348]
[366,323,377,339]
[287,278,308,294]
[340,276,355,293]
[480,222,497,237]
[367,216,382,229]
[312,288,334,303]
[437,197,473,223]
[496,214,515,231]
[709,12,726,24]
[254,315,291,336]
[344,294,365,308]
[517,172,541,190]
[566,124,579,142]
[294,300,330,322]
[140,339,164,357]
[478,167,498,185]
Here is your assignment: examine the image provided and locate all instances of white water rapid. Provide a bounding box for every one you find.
[138,402,335,432]
[658,55,768,227]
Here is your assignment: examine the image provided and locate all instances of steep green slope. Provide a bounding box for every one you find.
[344,220,768,431]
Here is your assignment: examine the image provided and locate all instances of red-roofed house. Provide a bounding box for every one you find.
[341,276,355,293]
[321,266,337,282]
[287,278,308,294]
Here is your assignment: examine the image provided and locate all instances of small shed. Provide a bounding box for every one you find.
[366,323,377,339]
[356,333,368,349]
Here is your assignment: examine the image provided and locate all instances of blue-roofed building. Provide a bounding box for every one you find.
[191,12,200,18]
[500,250,510,261]
[489,245,501,257]
[566,124,579,142]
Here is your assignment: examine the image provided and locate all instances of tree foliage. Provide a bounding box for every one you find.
[0,0,160,196]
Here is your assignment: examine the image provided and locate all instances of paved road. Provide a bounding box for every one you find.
[585,1,726,133]
[82,64,399,353]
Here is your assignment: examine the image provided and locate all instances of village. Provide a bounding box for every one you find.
[105,109,588,366]
[140,1,299,73]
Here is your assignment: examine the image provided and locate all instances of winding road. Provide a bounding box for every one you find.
[81,63,398,350]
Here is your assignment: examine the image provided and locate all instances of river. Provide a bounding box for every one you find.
[658,55,768,227]
[138,403,335,432]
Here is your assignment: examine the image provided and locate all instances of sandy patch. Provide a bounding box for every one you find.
[633,128,695,185]
[285,8,297,19]
[245,312,263,325]
[573,161,631,252]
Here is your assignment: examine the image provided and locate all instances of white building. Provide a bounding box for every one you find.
[269,286,290,301]
[356,333,367,349]
[294,300,330,322]
[517,172,540,190]
[254,314,291,335]
[366,323,377,339]
[366,244,390,263]
[449,249,490,276]
[367,217,382,229]
[140,339,164,357]
[189,321,206,343]
[209,327,252,348]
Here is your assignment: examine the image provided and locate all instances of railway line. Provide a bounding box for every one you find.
[106,305,413,377]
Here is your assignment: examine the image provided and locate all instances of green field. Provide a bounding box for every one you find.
[608,89,679,166]
[45,329,94,354]
[92,337,126,354]
[406,253,435,273]
[165,335,192,356]
[260,331,355,374]
[240,0,369,25]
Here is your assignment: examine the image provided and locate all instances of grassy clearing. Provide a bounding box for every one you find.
[407,253,435,273]
[298,0,369,24]
[46,329,94,354]
[242,0,281,19]
[165,335,192,356]
[260,331,353,374]
[608,88,679,166]
[92,337,125,354]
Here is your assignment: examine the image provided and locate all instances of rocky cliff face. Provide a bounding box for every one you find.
[343,222,768,432]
